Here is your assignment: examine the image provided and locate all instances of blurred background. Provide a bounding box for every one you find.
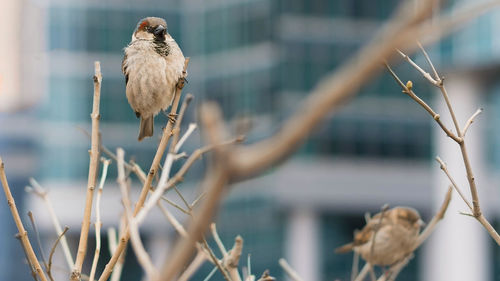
[1,0,500,280]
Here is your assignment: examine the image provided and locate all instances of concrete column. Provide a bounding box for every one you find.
[285,208,320,281]
[0,0,21,111]
[423,73,490,281]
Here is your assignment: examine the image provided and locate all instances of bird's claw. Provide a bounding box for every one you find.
[168,113,178,124]
[177,77,187,89]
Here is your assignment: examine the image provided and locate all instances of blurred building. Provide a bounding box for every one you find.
[1,0,500,280]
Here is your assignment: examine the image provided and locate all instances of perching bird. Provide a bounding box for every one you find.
[335,207,424,266]
[122,17,185,141]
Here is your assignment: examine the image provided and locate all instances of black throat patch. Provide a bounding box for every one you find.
[153,40,170,57]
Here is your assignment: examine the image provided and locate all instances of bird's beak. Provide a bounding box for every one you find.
[154,25,166,37]
[417,219,426,227]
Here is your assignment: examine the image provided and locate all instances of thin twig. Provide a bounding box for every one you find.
[98,58,190,281]
[368,264,377,281]
[191,192,206,209]
[435,157,473,211]
[354,264,370,281]
[89,158,111,281]
[0,158,48,281]
[202,238,232,281]
[161,195,190,215]
[462,108,483,137]
[26,178,75,269]
[117,148,158,280]
[157,202,188,237]
[417,41,439,81]
[72,61,102,281]
[211,223,228,257]
[384,62,461,142]
[47,227,70,281]
[203,266,219,281]
[175,123,197,152]
[415,186,452,247]
[351,252,359,281]
[27,211,48,270]
[396,48,437,85]
[278,258,304,281]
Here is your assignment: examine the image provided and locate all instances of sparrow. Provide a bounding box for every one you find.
[335,207,424,266]
[122,17,185,141]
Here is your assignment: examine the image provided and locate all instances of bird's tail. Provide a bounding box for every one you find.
[138,116,154,141]
[334,243,354,254]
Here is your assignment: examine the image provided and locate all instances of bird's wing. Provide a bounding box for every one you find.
[352,225,375,246]
[122,53,129,85]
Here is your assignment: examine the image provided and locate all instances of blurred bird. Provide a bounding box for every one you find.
[122,17,185,141]
[335,207,424,266]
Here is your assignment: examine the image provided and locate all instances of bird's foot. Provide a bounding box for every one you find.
[168,113,178,124]
[161,110,178,124]
[177,77,187,89]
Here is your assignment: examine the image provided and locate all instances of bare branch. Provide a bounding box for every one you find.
[0,158,48,281]
[73,61,102,280]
